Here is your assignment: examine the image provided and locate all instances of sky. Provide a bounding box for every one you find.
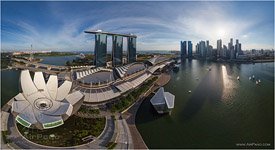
[1,1,274,51]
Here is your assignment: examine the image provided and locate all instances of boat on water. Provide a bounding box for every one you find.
[237,76,240,80]
[252,75,255,79]
[173,64,180,72]
[206,67,211,71]
[258,79,261,83]
[256,81,258,85]
[188,90,191,93]
[77,53,86,59]
[249,77,251,80]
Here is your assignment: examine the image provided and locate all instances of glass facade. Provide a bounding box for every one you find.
[180,41,187,57]
[127,37,136,63]
[94,33,107,67]
[188,41,193,58]
[217,39,222,58]
[112,35,123,67]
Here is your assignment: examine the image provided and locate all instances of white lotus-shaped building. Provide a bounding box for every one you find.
[11,70,84,129]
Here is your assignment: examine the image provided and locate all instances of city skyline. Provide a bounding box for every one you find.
[1,1,274,51]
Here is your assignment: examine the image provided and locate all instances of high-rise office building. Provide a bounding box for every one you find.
[195,43,199,55]
[217,39,222,58]
[212,48,218,60]
[112,35,123,67]
[239,43,242,55]
[180,41,187,57]
[235,39,242,56]
[208,45,213,59]
[199,41,206,58]
[127,37,136,63]
[94,33,107,67]
[222,45,228,59]
[228,38,235,59]
[206,40,213,57]
[206,40,209,56]
[188,41,193,58]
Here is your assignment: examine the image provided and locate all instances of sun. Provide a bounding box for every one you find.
[216,28,227,39]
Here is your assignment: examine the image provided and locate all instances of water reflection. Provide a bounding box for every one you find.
[136,61,274,148]
[221,65,235,104]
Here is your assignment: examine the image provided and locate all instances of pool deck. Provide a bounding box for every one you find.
[122,72,171,149]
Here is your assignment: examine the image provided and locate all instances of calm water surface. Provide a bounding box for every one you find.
[38,55,76,66]
[136,59,274,148]
[1,69,21,107]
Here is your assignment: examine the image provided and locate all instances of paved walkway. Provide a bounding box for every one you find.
[122,72,171,149]
[123,100,148,149]
[155,72,171,87]
[1,109,13,150]
[114,117,133,149]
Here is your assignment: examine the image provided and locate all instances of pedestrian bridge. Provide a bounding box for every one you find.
[12,58,68,72]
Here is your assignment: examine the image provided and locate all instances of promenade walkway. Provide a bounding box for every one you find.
[122,72,171,149]
[114,117,134,149]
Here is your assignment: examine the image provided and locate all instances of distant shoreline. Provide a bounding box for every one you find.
[192,58,274,64]
[219,59,274,64]
[251,59,274,63]
[35,54,76,57]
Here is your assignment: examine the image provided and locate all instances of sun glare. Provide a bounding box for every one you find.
[217,28,227,38]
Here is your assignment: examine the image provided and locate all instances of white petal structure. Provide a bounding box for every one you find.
[12,70,84,129]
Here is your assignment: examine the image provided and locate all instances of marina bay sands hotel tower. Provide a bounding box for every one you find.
[85,30,137,67]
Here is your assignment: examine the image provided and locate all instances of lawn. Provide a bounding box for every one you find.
[17,115,106,147]
[78,105,100,114]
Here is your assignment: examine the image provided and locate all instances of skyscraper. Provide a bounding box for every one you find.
[180,41,187,57]
[127,37,136,63]
[222,45,228,59]
[206,40,210,57]
[94,33,107,67]
[235,39,242,56]
[188,41,193,58]
[85,30,137,66]
[239,43,242,54]
[199,41,206,59]
[228,38,235,59]
[195,43,199,55]
[208,45,214,59]
[217,39,222,58]
[112,35,123,67]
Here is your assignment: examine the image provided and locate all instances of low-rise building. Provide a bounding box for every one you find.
[150,87,175,114]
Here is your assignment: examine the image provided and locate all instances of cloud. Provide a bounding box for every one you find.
[1,1,274,51]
